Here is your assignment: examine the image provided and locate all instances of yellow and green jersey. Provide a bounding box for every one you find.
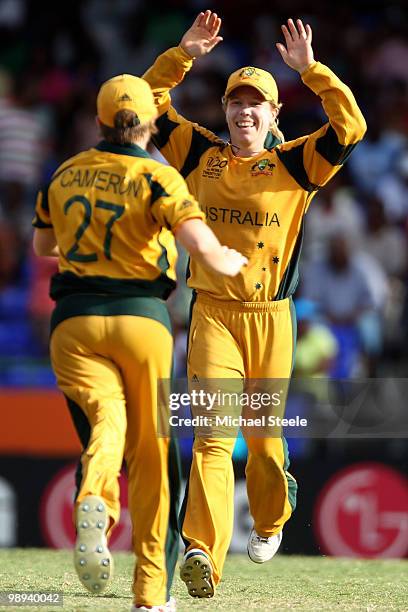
[143,47,367,302]
[33,140,204,302]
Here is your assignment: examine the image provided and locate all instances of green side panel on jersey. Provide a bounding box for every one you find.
[274,221,305,300]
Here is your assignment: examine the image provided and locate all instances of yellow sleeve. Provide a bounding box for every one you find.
[32,186,53,228]
[143,47,222,177]
[277,62,367,193]
[147,165,205,230]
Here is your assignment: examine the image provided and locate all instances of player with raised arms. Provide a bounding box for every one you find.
[143,10,366,599]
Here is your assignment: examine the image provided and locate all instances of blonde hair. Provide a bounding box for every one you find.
[269,102,285,143]
[222,97,285,143]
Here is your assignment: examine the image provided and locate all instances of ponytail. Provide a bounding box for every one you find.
[270,102,284,143]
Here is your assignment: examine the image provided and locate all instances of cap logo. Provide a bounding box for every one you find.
[118,93,132,101]
[240,67,259,78]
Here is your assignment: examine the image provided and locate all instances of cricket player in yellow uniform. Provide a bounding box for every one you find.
[143,12,367,598]
[32,74,246,611]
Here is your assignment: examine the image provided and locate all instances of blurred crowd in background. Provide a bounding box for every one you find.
[0,0,407,386]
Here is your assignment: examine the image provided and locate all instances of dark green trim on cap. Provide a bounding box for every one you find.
[51,294,172,335]
[95,140,151,159]
[276,144,319,193]
[153,113,180,150]
[49,270,176,301]
[274,220,305,300]
[180,129,217,179]
[315,125,357,166]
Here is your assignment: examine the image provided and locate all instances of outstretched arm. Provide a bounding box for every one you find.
[275,18,366,190]
[175,219,247,277]
[143,11,224,174]
[143,10,223,113]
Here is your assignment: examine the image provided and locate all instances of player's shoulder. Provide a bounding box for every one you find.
[146,158,186,186]
[192,121,225,147]
[276,134,309,153]
[49,148,95,182]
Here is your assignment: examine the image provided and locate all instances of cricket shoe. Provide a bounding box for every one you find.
[247,528,282,563]
[131,596,177,611]
[74,495,113,594]
[180,549,214,598]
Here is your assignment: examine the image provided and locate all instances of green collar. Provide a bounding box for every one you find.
[264,132,282,150]
[95,140,151,159]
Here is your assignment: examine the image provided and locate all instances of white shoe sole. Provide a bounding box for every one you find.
[180,552,214,598]
[74,495,113,594]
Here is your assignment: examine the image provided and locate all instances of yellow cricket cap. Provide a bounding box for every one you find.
[224,66,279,104]
[97,74,157,128]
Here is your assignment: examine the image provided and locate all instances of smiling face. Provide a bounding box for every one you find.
[225,86,278,156]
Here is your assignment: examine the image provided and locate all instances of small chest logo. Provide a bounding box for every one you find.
[251,158,275,176]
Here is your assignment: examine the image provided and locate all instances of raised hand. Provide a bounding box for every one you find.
[180,10,223,58]
[276,19,314,73]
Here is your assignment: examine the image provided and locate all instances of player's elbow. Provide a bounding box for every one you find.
[347,108,367,143]
[354,111,367,140]
[33,236,46,256]
[32,228,57,257]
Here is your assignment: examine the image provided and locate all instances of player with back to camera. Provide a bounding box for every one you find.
[143,10,366,599]
[32,73,247,612]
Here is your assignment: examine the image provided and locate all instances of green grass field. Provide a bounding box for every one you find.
[0,550,407,611]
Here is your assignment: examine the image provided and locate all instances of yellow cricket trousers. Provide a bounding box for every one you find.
[182,293,298,585]
[50,307,180,607]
